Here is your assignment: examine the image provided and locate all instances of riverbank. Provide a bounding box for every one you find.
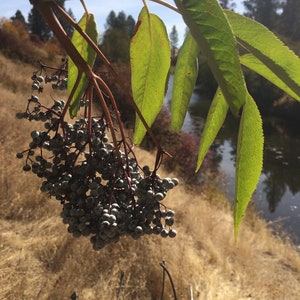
[0,54,300,299]
[163,75,300,244]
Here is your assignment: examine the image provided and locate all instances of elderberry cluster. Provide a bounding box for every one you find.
[17,89,178,249]
[31,74,68,92]
[31,58,68,92]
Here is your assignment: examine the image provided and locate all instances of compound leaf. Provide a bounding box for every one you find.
[226,10,300,102]
[175,0,247,116]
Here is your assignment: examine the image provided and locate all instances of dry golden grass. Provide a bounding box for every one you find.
[1,53,300,299]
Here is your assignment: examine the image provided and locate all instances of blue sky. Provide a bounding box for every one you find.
[1,0,244,45]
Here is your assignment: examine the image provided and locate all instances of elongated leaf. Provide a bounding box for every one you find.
[240,54,300,101]
[130,7,170,144]
[234,95,263,239]
[226,10,300,101]
[174,0,247,116]
[171,32,199,131]
[196,88,228,172]
[68,13,98,117]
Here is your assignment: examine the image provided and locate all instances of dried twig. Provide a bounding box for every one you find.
[159,261,177,300]
[116,271,125,300]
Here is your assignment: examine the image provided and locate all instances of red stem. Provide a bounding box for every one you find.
[45,0,164,152]
[29,0,169,168]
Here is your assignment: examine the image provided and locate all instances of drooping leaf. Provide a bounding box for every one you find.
[130,7,170,144]
[171,32,199,131]
[174,0,247,116]
[226,10,300,101]
[240,54,300,101]
[196,88,228,172]
[68,13,98,118]
[234,95,264,239]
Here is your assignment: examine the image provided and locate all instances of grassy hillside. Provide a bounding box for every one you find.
[0,53,300,299]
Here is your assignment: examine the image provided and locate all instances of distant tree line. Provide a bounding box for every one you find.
[100,11,136,64]
[243,0,300,41]
[9,0,300,44]
[3,1,300,120]
[5,0,300,60]
[9,0,75,42]
[7,7,136,65]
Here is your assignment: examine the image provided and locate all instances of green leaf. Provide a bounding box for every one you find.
[68,13,98,118]
[174,0,247,116]
[225,10,300,102]
[130,7,170,144]
[240,54,300,101]
[196,88,228,172]
[171,32,199,131]
[234,95,264,239]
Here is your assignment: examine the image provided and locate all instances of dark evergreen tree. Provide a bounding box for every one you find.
[10,10,26,24]
[28,5,51,41]
[105,11,117,29]
[243,0,282,29]
[169,25,179,50]
[104,11,135,36]
[126,15,136,37]
[28,0,75,41]
[169,25,179,65]
[278,0,300,40]
[59,8,75,38]
[101,11,136,64]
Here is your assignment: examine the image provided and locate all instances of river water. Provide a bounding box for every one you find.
[165,77,300,244]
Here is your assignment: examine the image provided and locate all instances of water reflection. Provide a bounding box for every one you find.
[184,92,300,242]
